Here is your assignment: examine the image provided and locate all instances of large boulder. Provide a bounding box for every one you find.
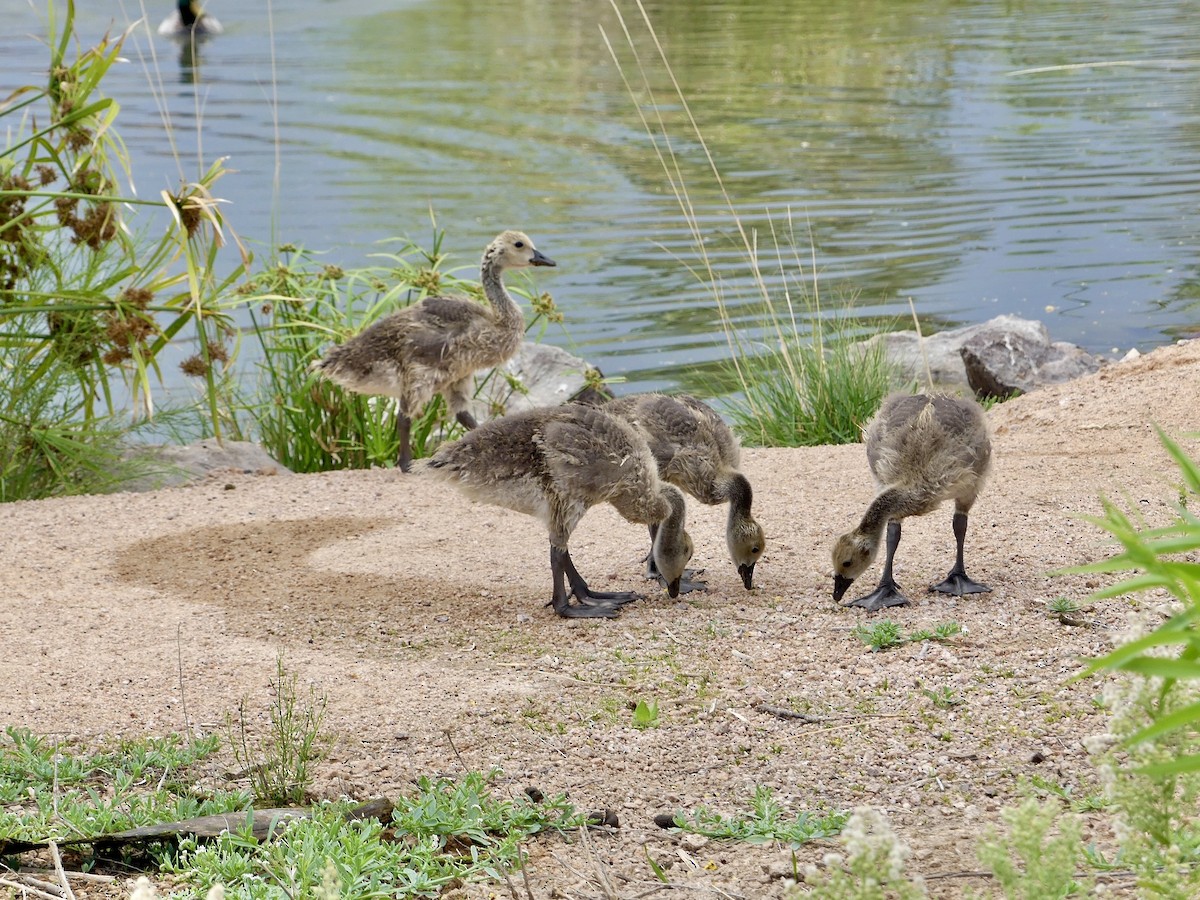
[120,440,290,492]
[861,314,1102,394]
[959,321,1102,398]
[469,341,609,419]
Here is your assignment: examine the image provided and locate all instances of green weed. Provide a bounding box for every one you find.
[854,621,961,653]
[226,656,331,806]
[0,727,246,856]
[665,785,846,848]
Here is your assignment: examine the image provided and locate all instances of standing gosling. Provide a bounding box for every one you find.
[424,404,694,619]
[159,1,224,36]
[832,393,992,611]
[312,231,554,472]
[606,393,765,590]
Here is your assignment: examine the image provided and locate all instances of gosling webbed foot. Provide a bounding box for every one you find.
[578,588,641,605]
[555,600,624,619]
[930,570,991,597]
[845,579,912,612]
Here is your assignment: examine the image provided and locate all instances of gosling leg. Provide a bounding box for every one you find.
[397,412,413,473]
[846,520,912,611]
[930,511,991,596]
[549,546,634,618]
[455,410,478,431]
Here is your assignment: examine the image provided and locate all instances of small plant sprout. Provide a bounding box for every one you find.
[855,621,906,652]
[632,698,660,730]
[921,686,962,709]
[854,621,963,652]
[225,655,331,806]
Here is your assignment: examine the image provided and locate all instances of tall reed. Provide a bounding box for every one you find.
[601,1,896,445]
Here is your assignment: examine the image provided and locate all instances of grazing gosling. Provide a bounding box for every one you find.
[158,0,224,36]
[424,404,694,619]
[832,392,992,611]
[311,230,554,472]
[606,393,765,590]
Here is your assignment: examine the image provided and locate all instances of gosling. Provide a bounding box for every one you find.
[831,393,992,611]
[312,231,554,472]
[606,393,764,590]
[424,404,694,619]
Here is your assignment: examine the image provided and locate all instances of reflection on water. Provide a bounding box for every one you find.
[2,0,1199,396]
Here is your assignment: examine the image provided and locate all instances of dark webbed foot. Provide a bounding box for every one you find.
[555,601,624,619]
[845,580,912,612]
[551,545,640,619]
[579,588,641,605]
[930,571,991,596]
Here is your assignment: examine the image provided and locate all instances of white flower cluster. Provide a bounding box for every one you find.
[128,876,225,900]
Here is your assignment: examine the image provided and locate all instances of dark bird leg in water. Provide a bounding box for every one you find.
[397,412,413,473]
[930,511,991,596]
[550,546,640,618]
[644,523,707,592]
[846,521,912,611]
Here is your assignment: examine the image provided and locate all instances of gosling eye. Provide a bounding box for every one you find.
[514,240,525,248]
[841,560,852,569]
[752,546,761,555]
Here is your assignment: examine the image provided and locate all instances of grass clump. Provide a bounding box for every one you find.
[724,314,897,448]
[665,785,846,848]
[0,727,247,856]
[1,2,247,501]
[854,621,962,652]
[169,772,586,899]
[975,797,1093,898]
[226,656,331,806]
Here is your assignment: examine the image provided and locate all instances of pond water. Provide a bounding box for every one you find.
[4,0,1200,397]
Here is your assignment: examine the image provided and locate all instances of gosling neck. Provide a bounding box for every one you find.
[653,486,688,554]
[719,472,753,529]
[857,486,925,538]
[480,257,525,331]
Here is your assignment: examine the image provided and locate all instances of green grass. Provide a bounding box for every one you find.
[663,785,847,848]
[853,620,962,652]
[0,727,248,853]
[167,772,585,899]
[723,315,898,447]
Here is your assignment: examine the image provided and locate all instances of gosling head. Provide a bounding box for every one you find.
[653,486,694,598]
[831,530,877,602]
[486,230,556,271]
[729,519,765,590]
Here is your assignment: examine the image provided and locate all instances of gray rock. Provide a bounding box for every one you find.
[120,440,290,492]
[960,323,1102,398]
[861,314,1101,395]
[469,341,608,420]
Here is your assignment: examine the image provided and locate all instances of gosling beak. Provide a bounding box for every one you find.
[738,562,756,590]
[833,574,854,603]
[530,249,556,267]
[666,576,682,599]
